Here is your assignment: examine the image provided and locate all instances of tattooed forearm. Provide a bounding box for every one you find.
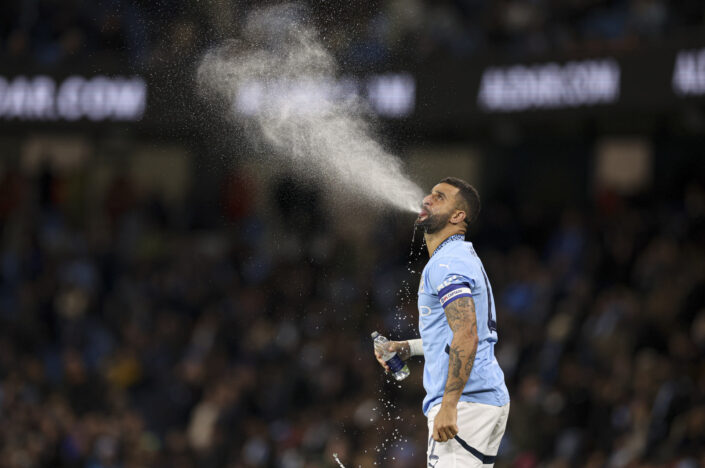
[449,346,463,377]
[441,296,479,408]
[464,347,476,375]
[446,344,466,393]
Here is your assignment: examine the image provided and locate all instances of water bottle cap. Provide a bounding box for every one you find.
[370,331,379,338]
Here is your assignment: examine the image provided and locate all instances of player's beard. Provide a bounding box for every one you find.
[415,210,450,234]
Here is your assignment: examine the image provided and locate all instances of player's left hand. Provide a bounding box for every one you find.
[432,404,459,442]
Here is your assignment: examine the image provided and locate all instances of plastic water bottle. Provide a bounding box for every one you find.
[371,331,410,381]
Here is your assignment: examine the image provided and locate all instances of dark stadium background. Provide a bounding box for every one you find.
[1,1,705,467]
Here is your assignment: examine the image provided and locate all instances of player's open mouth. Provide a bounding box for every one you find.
[418,209,428,220]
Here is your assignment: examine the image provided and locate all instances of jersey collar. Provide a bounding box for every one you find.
[431,234,465,258]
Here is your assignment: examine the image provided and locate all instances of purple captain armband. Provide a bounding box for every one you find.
[438,283,472,308]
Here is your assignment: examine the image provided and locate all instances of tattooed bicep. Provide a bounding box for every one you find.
[443,296,477,333]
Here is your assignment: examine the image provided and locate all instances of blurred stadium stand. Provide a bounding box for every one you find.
[2,0,705,67]
[1,1,705,468]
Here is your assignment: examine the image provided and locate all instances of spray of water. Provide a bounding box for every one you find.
[197,3,423,213]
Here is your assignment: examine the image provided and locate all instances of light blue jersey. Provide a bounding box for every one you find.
[418,234,510,415]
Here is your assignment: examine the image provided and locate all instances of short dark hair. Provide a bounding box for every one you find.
[440,177,481,226]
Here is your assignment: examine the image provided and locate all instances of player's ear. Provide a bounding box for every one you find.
[450,210,467,225]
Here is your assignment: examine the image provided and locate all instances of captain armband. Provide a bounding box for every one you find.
[408,338,424,357]
[438,283,473,308]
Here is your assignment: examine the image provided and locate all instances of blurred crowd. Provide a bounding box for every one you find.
[2,1,705,468]
[1,0,705,68]
[0,157,704,468]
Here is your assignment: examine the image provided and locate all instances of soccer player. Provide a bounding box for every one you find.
[374,177,510,467]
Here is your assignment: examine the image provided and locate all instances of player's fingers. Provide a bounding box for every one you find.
[378,357,389,370]
[434,423,447,442]
[443,424,456,438]
[436,426,446,442]
[432,421,441,442]
[442,427,454,442]
[374,352,389,370]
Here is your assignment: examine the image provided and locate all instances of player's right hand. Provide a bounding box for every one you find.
[374,341,410,372]
[374,343,392,372]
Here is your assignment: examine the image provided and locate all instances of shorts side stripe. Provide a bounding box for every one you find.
[453,435,496,464]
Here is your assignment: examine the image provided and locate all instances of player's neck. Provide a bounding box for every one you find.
[424,228,464,257]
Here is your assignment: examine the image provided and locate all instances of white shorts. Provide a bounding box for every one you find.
[426,401,510,467]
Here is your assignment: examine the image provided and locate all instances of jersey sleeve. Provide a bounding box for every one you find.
[430,257,479,309]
